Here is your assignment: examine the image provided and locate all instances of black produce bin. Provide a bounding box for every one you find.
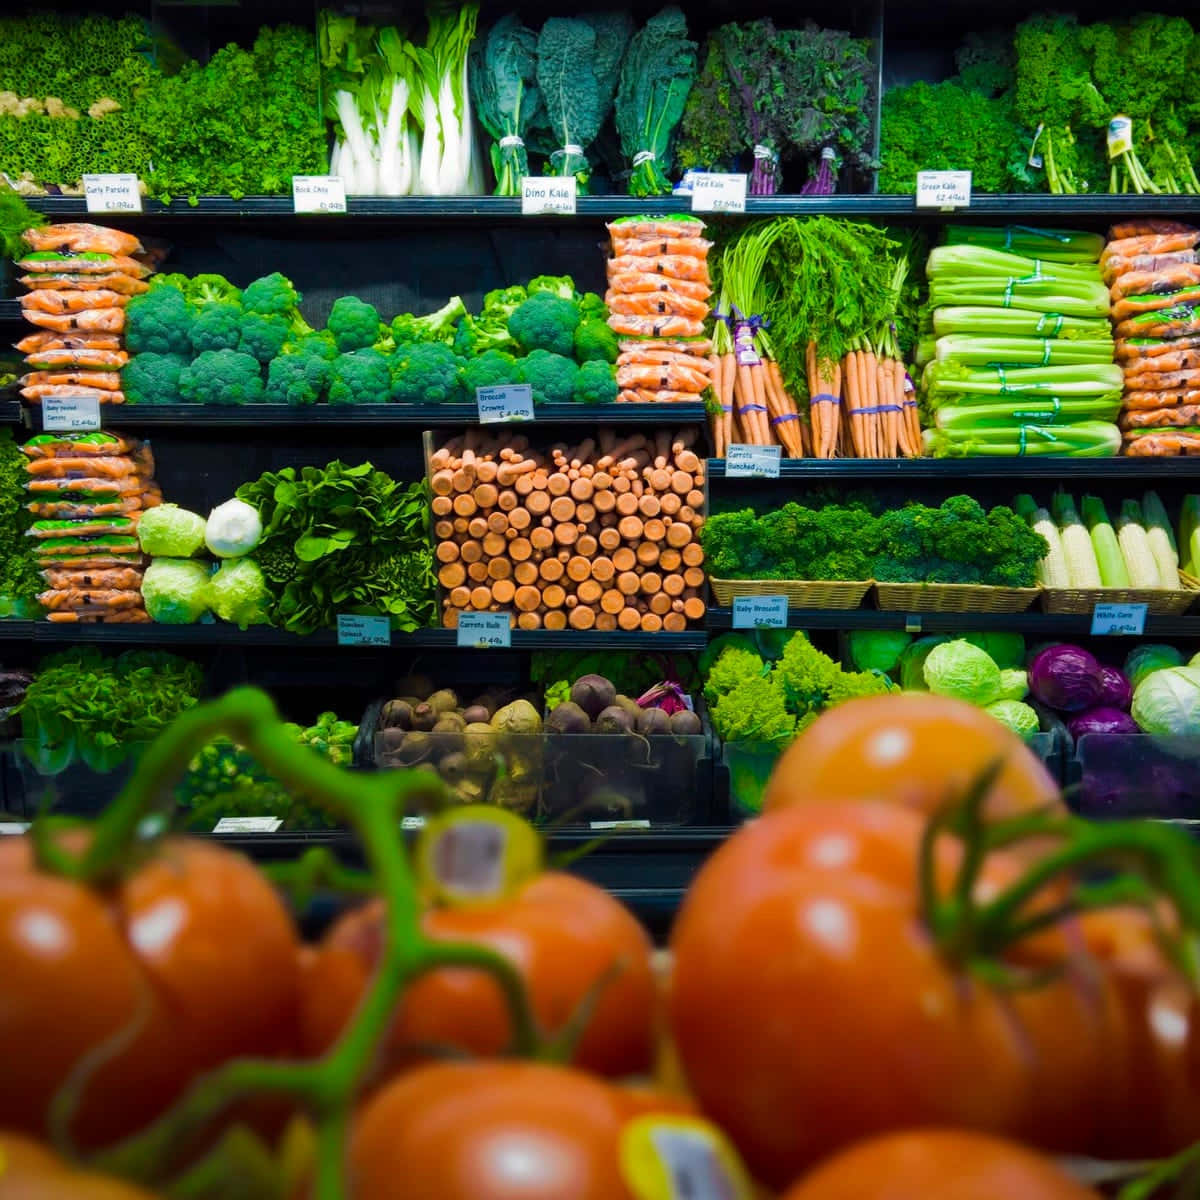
[1071,734,1200,820]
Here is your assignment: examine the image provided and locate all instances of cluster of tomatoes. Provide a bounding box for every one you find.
[2,691,1198,1198]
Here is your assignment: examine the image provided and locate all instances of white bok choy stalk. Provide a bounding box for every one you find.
[412,3,480,195]
[373,27,419,195]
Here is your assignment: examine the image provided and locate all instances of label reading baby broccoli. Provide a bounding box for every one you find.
[915,170,972,209]
[41,395,102,431]
[724,444,781,478]
[457,611,512,648]
[476,384,534,424]
[83,173,142,213]
[690,173,747,214]
[292,175,347,214]
[336,613,390,646]
[521,176,577,215]
[213,817,283,833]
[732,594,788,628]
[1091,602,1148,637]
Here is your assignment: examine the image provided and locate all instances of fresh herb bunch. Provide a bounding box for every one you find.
[0,430,40,612]
[236,461,437,635]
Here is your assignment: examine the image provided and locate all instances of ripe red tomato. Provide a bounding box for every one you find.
[780,1130,1100,1200]
[668,803,1116,1188]
[0,835,299,1149]
[763,693,1062,821]
[0,1132,161,1198]
[300,871,655,1080]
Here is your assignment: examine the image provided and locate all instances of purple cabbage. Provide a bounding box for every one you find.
[1029,644,1105,713]
[1068,707,1140,738]
[1098,665,1133,711]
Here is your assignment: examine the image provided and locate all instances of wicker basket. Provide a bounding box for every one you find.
[873,582,1041,614]
[709,578,872,609]
[1041,571,1199,616]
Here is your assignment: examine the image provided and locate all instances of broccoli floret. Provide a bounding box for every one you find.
[711,676,795,748]
[179,349,264,406]
[126,286,193,356]
[241,271,301,317]
[578,291,606,322]
[520,349,578,404]
[509,293,581,356]
[453,313,517,357]
[123,352,188,405]
[151,273,191,294]
[573,319,619,364]
[238,313,291,364]
[186,273,242,307]
[392,343,465,404]
[288,331,338,361]
[391,296,467,347]
[527,275,576,300]
[327,296,382,353]
[703,645,765,707]
[190,301,242,354]
[328,348,391,406]
[482,285,527,322]
[572,359,617,404]
[265,353,330,406]
[462,349,519,394]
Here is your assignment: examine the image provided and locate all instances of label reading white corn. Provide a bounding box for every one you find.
[1091,602,1148,637]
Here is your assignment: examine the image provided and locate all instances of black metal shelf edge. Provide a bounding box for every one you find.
[0,402,22,425]
[708,457,1200,479]
[707,607,1200,635]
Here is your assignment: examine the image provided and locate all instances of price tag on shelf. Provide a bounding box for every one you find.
[457,611,512,648]
[336,613,390,646]
[521,176,576,215]
[690,172,747,214]
[590,819,651,831]
[212,816,283,833]
[732,594,788,629]
[0,822,30,835]
[915,170,972,209]
[1091,602,1148,637]
[292,175,347,214]
[401,815,427,831]
[724,443,781,478]
[42,394,101,431]
[83,173,142,213]
[476,384,534,424]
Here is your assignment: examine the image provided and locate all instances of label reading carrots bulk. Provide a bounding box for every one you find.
[292,175,347,214]
[521,176,577,215]
[619,1115,754,1200]
[732,594,788,628]
[336,613,390,646]
[83,173,142,213]
[457,611,512,648]
[724,443,781,478]
[915,170,972,209]
[476,384,534,424]
[1091,602,1148,636]
[690,172,747,214]
[42,395,101,432]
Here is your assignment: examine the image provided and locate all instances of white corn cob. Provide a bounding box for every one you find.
[1142,490,1180,589]
[1051,493,1102,588]
[1117,499,1163,589]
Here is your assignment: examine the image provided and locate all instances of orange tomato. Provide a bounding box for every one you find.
[0,1131,161,1198]
[0,836,299,1149]
[780,1129,1101,1200]
[763,693,1062,821]
[300,872,655,1081]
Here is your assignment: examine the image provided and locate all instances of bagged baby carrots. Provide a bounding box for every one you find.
[22,223,143,256]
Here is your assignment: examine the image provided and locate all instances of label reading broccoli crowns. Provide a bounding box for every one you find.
[731,594,788,628]
[336,613,390,646]
[915,170,972,209]
[456,610,512,648]
[41,395,101,431]
[476,384,534,424]
[292,175,347,214]
[690,173,747,214]
[1091,602,1148,637]
[521,176,577,215]
[619,1115,755,1200]
[724,444,781,478]
[83,173,142,213]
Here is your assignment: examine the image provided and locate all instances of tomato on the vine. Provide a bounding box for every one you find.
[300,871,655,1080]
[0,835,299,1149]
[0,1132,161,1198]
[779,1130,1100,1200]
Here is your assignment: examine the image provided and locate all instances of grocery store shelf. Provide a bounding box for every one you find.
[0,301,20,323]
[708,457,1200,479]
[29,402,707,429]
[0,402,22,425]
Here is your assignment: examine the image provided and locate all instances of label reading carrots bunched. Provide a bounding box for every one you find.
[336,613,390,646]
[83,173,142,213]
[732,594,787,628]
[457,610,512,648]
[619,1115,754,1200]
[690,173,747,214]
[476,384,534,424]
[915,170,972,209]
[725,443,781,478]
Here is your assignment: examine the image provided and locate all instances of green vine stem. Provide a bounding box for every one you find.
[63,687,539,1200]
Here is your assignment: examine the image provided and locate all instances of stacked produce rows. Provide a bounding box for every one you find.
[431,428,707,631]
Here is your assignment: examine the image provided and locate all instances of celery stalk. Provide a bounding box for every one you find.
[932,307,1111,341]
[943,225,1105,264]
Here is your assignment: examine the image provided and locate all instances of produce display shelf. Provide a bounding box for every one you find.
[708,457,1200,480]
[0,402,22,425]
[27,402,708,429]
[707,607,1200,637]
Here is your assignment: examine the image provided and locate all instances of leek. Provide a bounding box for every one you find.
[933,335,1114,368]
[943,225,1106,264]
[931,306,1111,341]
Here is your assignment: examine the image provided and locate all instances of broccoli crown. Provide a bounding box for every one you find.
[461,349,519,394]
[390,296,467,347]
[238,313,290,364]
[265,352,330,406]
[519,349,578,404]
[179,349,264,406]
[190,301,242,354]
[327,348,392,405]
[125,286,193,356]
[392,342,466,404]
[572,359,617,404]
[509,292,581,356]
[327,295,382,353]
[122,352,188,405]
[578,291,606,322]
[241,271,301,317]
[482,285,527,323]
[573,319,619,364]
[187,273,242,307]
[288,331,338,361]
[526,275,577,300]
[453,313,518,357]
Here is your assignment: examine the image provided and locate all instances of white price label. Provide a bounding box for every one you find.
[457,611,512,648]
[732,594,788,628]
[83,173,142,213]
[42,394,102,431]
[292,175,347,213]
[1091,602,1148,637]
[521,176,577,215]
[401,815,427,830]
[690,172,747,214]
[213,816,283,833]
[590,819,651,831]
[336,613,390,646]
[725,443,781,478]
[916,170,973,209]
[476,384,534,424]
[430,820,507,897]
[0,822,30,835]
